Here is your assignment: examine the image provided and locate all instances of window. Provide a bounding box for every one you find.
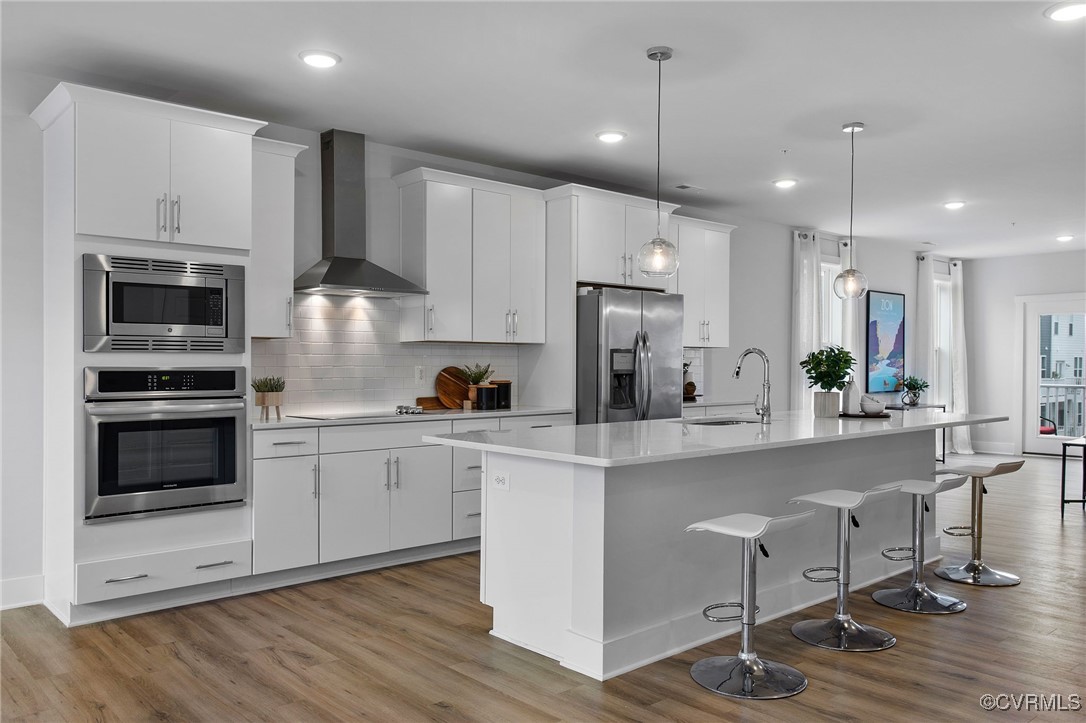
[932,279,953,405]
[1075,356,1084,379]
[1054,321,1059,335]
[1041,355,1049,379]
[1071,322,1075,336]
[819,262,844,348]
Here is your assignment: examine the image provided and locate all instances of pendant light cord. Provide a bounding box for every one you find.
[849,127,855,269]
[655,55,662,238]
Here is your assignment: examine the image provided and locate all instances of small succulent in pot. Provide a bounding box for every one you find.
[251,376,286,393]
[460,363,494,385]
[901,376,929,393]
[798,345,856,392]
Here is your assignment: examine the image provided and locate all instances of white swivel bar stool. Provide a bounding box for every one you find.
[934,460,1025,586]
[685,509,816,700]
[872,475,969,614]
[789,484,901,652]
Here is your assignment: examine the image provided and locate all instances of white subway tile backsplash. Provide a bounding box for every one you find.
[252,295,519,415]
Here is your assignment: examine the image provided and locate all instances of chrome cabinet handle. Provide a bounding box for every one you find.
[105,573,148,584]
[513,309,518,337]
[157,194,168,235]
[384,457,391,490]
[700,320,705,343]
[271,440,308,446]
[428,306,435,335]
[627,254,634,281]
[466,512,482,518]
[530,424,552,429]
[465,465,482,470]
[173,196,181,234]
[505,311,511,338]
[312,463,319,498]
[394,456,401,489]
[286,297,293,332]
[705,320,710,344]
[619,254,627,282]
[195,560,234,570]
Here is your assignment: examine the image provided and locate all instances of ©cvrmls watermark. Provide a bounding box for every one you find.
[979,693,1082,712]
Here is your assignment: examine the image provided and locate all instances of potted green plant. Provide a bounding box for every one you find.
[799,345,856,418]
[460,363,494,403]
[900,376,929,406]
[251,376,285,421]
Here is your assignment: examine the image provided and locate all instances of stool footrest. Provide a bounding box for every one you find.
[802,566,840,583]
[881,546,916,562]
[942,524,973,537]
[702,602,759,623]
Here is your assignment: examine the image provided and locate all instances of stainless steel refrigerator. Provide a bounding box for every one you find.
[576,287,684,423]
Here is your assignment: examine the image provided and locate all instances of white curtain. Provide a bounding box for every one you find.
[841,240,864,382]
[949,260,974,453]
[790,231,822,411]
[913,255,936,386]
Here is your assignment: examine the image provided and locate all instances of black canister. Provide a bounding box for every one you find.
[476,384,498,410]
[492,379,512,409]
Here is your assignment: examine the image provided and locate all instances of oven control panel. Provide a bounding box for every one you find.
[85,367,246,399]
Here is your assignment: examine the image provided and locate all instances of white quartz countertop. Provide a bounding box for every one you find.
[681,399,750,409]
[252,405,573,430]
[422,408,1008,467]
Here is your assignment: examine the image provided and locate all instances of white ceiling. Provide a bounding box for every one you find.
[3,1,1084,259]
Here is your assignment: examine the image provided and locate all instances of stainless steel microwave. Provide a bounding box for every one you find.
[83,254,245,352]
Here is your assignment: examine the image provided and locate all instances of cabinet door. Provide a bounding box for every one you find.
[625,205,670,292]
[252,455,320,574]
[319,450,391,563]
[389,445,452,551]
[509,194,546,343]
[471,189,512,343]
[702,229,731,348]
[575,196,626,285]
[75,103,170,242]
[170,121,253,250]
[675,224,707,348]
[424,182,473,341]
[249,149,296,337]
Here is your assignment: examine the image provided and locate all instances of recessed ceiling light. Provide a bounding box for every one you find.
[1044,2,1086,21]
[772,178,798,189]
[944,201,966,210]
[1057,235,1075,242]
[299,50,341,68]
[595,130,627,143]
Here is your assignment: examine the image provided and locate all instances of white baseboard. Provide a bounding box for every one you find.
[1,575,44,610]
[970,441,1016,455]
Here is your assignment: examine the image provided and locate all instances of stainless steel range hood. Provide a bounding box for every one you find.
[294,129,428,297]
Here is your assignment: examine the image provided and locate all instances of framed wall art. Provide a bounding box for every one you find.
[866,290,905,393]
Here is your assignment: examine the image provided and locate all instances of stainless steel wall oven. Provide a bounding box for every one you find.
[84,367,247,523]
[83,254,245,352]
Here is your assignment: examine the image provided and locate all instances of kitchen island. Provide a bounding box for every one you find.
[424,408,1007,680]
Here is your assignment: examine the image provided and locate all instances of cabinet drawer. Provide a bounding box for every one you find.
[320,421,452,454]
[75,539,252,604]
[452,418,499,492]
[452,490,482,540]
[253,427,318,458]
[499,413,574,431]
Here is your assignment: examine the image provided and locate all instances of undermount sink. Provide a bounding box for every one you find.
[677,417,762,426]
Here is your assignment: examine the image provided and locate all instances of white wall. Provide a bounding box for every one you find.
[964,250,1086,452]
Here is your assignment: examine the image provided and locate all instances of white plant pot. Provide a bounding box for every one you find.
[813,391,841,418]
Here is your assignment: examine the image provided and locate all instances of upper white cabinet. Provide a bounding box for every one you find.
[31,82,265,250]
[249,137,307,338]
[395,168,545,343]
[671,216,736,348]
[544,185,679,292]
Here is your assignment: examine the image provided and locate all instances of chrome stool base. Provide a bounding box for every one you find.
[934,559,1020,587]
[872,583,967,614]
[791,617,896,652]
[690,655,807,700]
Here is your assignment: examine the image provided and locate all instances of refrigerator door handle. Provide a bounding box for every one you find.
[633,330,644,420]
[643,331,654,417]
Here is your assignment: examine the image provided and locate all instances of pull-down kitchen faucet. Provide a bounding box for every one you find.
[734,348,771,424]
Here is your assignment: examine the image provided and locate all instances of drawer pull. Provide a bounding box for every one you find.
[465,465,482,471]
[195,560,234,570]
[530,424,552,429]
[466,512,482,518]
[272,440,309,446]
[105,573,148,584]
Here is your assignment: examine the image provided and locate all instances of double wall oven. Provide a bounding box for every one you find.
[84,367,248,523]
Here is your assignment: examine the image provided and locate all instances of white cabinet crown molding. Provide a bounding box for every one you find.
[392,167,545,198]
[542,183,680,212]
[253,137,307,158]
[31,82,267,134]
[670,214,737,234]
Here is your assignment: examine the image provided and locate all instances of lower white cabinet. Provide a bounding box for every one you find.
[452,418,500,492]
[75,539,252,604]
[389,445,453,550]
[252,454,320,574]
[499,413,574,431]
[452,490,482,540]
[318,449,391,563]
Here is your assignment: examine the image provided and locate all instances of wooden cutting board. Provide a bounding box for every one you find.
[414,396,446,410]
[435,367,470,409]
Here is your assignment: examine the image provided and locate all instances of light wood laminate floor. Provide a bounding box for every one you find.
[3,453,1083,721]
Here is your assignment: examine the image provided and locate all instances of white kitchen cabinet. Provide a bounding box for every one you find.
[452,490,482,540]
[318,450,391,562]
[389,445,453,550]
[452,418,500,492]
[252,454,320,575]
[672,216,735,348]
[397,168,545,343]
[250,137,307,338]
[67,95,260,249]
[498,413,575,431]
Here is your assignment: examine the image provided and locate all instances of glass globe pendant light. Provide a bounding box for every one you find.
[833,122,869,300]
[637,46,679,278]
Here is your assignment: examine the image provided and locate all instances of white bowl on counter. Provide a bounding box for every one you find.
[860,396,886,415]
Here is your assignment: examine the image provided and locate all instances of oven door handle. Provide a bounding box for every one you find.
[86,400,245,416]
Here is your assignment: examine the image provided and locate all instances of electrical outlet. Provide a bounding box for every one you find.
[492,470,510,491]
[415,366,425,385]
